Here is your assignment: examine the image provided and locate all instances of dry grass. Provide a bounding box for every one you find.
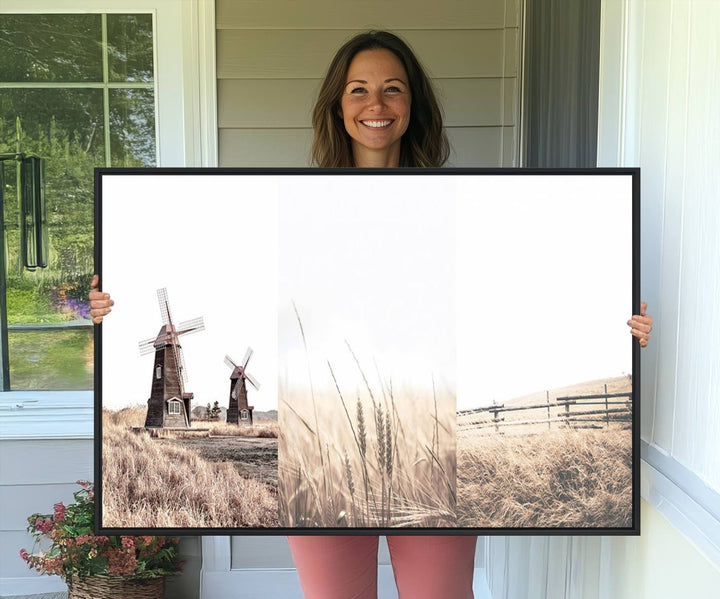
[279,361,456,528]
[457,428,632,528]
[102,420,277,528]
[103,407,278,438]
[198,419,278,438]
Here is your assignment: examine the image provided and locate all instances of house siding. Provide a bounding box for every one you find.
[216,0,522,168]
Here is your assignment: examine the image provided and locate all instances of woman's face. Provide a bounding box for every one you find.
[339,49,411,165]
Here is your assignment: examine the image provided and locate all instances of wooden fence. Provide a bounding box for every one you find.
[458,386,632,433]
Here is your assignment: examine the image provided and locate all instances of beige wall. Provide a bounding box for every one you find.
[601,500,720,599]
[216,0,521,167]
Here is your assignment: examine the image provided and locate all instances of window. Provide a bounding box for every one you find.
[156,365,162,379]
[240,409,248,420]
[0,13,156,390]
[168,401,180,415]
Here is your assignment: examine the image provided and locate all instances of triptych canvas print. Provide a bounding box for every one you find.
[95,169,639,535]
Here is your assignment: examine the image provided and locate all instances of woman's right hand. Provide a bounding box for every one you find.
[89,274,114,324]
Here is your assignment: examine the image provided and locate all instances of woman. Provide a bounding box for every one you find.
[90,31,653,599]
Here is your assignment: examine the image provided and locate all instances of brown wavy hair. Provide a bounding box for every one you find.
[311,31,449,167]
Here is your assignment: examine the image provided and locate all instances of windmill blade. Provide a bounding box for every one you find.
[245,371,261,391]
[157,288,173,325]
[177,345,189,382]
[178,316,205,336]
[224,355,238,370]
[241,347,253,369]
[138,337,157,355]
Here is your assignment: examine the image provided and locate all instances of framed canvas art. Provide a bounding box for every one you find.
[95,168,640,535]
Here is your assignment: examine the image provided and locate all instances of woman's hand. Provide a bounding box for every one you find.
[89,274,114,324]
[628,301,652,347]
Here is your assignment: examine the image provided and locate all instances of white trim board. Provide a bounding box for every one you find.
[0,392,93,440]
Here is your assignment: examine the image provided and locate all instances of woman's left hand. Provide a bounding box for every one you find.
[628,301,653,347]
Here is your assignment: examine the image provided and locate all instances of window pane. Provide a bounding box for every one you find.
[109,88,156,166]
[0,14,102,82]
[8,329,93,390]
[107,14,154,82]
[0,88,106,164]
[1,88,103,284]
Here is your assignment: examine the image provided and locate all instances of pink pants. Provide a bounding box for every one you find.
[287,535,477,599]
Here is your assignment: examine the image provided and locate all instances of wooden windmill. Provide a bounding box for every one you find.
[225,348,260,426]
[138,288,205,429]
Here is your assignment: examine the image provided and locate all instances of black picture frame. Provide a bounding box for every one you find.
[95,167,640,536]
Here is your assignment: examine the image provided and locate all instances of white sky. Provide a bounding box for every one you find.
[278,176,456,398]
[100,173,632,413]
[456,175,632,407]
[101,175,279,412]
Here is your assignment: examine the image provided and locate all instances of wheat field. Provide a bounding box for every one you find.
[279,374,457,529]
[102,408,278,528]
[457,428,632,528]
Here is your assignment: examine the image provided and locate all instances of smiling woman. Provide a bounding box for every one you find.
[340,49,412,167]
[311,30,449,168]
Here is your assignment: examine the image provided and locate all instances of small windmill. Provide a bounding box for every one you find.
[138,288,205,429]
[225,348,260,426]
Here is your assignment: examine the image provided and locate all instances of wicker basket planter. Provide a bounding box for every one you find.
[67,575,165,599]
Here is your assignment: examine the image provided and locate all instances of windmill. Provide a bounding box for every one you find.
[225,347,260,426]
[138,288,205,429]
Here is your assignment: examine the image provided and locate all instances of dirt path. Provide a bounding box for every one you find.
[157,436,278,488]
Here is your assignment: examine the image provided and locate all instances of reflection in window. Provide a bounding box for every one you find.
[0,13,156,390]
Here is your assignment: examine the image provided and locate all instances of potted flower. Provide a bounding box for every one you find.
[20,481,182,599]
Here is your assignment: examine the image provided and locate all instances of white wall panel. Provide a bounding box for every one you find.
[0,483,80,530]
[671,1,720,484]
[635,0,673,448]
[0,440,92,581]
[653,0,689,461]
[600,0,720,489]
[0,440,93,485]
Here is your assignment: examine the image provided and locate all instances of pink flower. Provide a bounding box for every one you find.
[121,537,135,549]
[34,518,53,534]
[19,548,29,562]
[53,502,66,522]
[107,548,137,576]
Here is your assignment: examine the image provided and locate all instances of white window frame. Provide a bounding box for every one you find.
[240,409,249,420]
[0,0,217,442]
